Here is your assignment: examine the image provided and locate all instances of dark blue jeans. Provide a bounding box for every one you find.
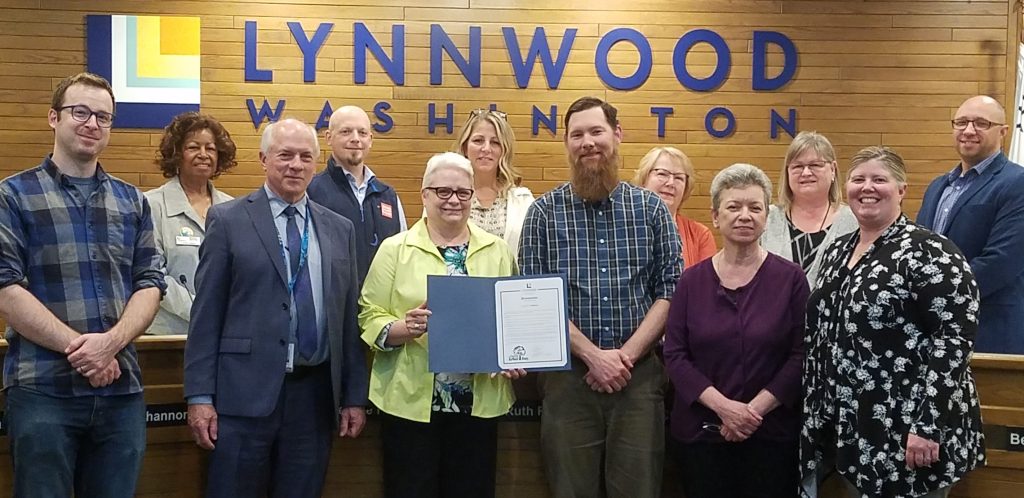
[5,387,146,498]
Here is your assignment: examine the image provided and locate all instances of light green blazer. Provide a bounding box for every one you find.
[358,219,518,422]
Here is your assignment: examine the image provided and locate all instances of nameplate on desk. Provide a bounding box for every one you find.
[0,403,190,435]
[146,403,189,427]
[982,424,1024,452]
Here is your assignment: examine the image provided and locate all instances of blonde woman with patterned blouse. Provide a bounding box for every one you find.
[453,109,534,255]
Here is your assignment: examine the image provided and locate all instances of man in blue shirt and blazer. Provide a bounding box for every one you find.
[918,95,1024,354]
[184,118,369,497]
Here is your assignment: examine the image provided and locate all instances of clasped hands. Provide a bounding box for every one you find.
[583,348,633,393]
[714,399,763,442]
[65,331,122,388]
[905,433,940,470]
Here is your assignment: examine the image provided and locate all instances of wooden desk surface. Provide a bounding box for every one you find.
[0,339,1020,497]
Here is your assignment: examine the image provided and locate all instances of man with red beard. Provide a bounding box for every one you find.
[917,95,1024,354]
[519,97,683,498]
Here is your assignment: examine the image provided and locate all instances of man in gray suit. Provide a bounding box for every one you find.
[183,118,369,497]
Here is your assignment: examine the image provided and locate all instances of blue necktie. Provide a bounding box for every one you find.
[283,206,317,360]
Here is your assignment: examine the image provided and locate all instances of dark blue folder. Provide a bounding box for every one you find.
[426,274,571,373]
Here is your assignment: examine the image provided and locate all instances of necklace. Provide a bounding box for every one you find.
[789,200,832,233]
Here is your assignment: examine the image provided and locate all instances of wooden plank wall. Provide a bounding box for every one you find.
[1,2,1018,331]
[0,1,1017,213]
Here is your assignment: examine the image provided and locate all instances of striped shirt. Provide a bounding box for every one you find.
[0,157,165,397]
[519,182,682,349]
[933,152,999,235]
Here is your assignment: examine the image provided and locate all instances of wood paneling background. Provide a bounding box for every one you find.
[0,1,1017,216]
[0,1,1021,494]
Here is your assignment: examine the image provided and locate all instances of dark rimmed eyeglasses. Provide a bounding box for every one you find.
[58,105,115,128]
[951,118,1004,131]
[423,186,474,201]
[651,167,687,184]
[470,108,508,120]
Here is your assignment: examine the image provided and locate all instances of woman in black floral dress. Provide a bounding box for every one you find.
[800,146,985,498]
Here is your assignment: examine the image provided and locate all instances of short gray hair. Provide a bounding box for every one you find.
[422,152,474,188]
[710,163,773,210]
[260,118,320,156]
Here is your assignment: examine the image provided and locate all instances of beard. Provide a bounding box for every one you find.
[570,149,620,202]
[334,150,365,169]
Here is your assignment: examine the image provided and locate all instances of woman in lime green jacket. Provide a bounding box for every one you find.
[359,152,523,498]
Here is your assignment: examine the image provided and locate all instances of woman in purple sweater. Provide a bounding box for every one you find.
[664,163,809,498]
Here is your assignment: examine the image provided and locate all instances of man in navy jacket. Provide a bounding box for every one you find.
[918,95,1024,354]
[308,106,406,282]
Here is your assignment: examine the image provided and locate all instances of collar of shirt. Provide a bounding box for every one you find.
[42,154,109,186]
[946,151,1000,185]
[568,181,626,207]
[263,184,309,221]
[344,164,377,191]
[164,177,227,218]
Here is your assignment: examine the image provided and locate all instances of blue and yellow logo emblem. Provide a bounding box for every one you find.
[86,15,201,128]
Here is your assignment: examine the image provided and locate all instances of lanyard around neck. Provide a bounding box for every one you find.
[277,203,311,294]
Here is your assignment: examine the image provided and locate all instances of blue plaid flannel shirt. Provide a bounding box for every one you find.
[518,182,682,349]
[0,157,165,397]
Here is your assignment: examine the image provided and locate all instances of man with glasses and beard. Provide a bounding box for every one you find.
[917,95,1024,354]
[519,97,683,498]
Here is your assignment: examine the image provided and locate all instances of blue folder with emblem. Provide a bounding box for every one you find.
[426,274,571,373]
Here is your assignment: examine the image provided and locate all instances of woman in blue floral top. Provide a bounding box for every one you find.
[800,146,985,498]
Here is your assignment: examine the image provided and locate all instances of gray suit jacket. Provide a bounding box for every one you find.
[183,187,368,423]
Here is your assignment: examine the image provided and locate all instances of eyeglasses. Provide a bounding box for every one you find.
[470,108,508,120]
[651,167,687,184]
[423,186,474,201]
[951,118,1004,130]
[58,105,114,128]
[787,161,830,173]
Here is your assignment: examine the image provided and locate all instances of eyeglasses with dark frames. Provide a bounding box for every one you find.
[423,186,475,201]
[951,118,1004,131]
[469,108,508,120]
[651,167,688,184]
[58,105,115,128]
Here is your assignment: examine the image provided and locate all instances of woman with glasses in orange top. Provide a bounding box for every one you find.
[762,131,857,285]
[633,146,716,268]
[453,108,534,256]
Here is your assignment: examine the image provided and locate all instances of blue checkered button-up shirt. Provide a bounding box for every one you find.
[519,182,683,349]
[932,152,999,235]
[0,157,165,397]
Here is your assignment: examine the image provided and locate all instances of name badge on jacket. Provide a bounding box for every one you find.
[381,202,393,219]
[176,226,202,246]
